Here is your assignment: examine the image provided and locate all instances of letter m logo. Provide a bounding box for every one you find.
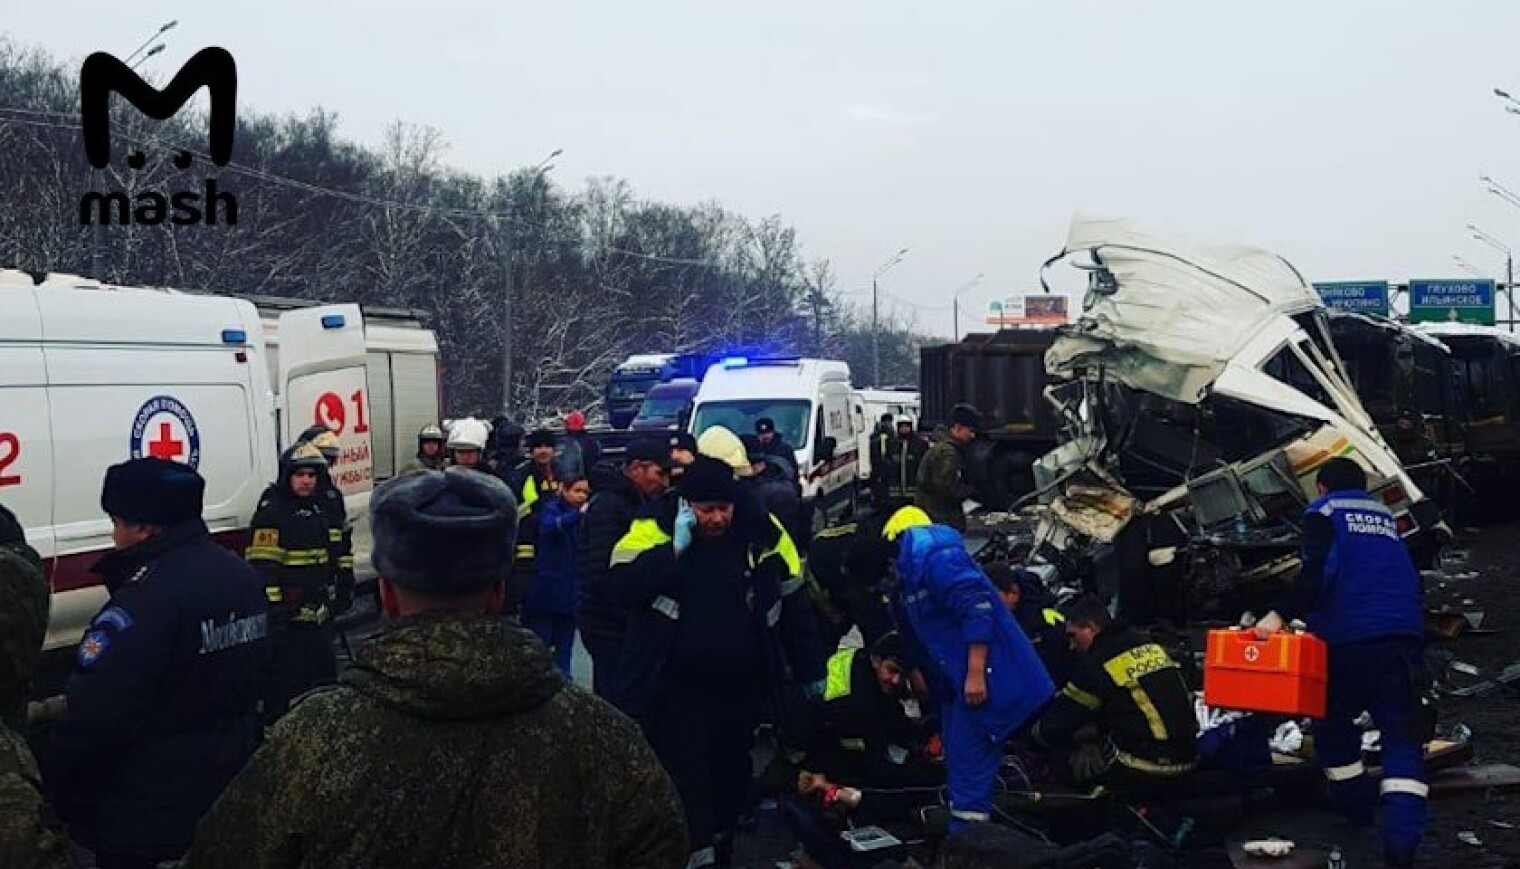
[80,47,237,169]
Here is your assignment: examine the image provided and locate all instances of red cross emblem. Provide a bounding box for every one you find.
[147,421,185,460]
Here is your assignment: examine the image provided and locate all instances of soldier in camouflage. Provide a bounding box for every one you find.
[0,502,79,868]
[916,403,981,532]
[182,469,688,869]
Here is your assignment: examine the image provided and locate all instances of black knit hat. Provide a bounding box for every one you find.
[755,417,776,435]
[100,459,204,525]
[680,456,738,504]
[525,429,557,450]
[950,403,983,431]
[370,469,519,595]
[625,439,672,469]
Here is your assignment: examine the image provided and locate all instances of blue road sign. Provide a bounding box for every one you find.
[1313,281,1390,315]
[1409,278,1496,325]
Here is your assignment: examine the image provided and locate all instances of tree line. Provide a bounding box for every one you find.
[0,38,936,419]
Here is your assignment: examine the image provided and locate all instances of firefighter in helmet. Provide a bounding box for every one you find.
[247,442,339,723]
[402,424,448,473]
[294,425,355,618]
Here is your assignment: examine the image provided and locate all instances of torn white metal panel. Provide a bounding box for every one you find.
[1045,216,1322,404]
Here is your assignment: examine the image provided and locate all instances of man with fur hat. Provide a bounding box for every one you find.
[295,424,355,618]
[0,502,75,868]
[183,470,687,869]
[43,459,268,868]
[248,443,341,722]
[610,455,824,869]
[916,403,982,531]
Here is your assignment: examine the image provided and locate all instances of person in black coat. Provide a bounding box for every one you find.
[43,459,269,869]
[576,439,671,701]
[609,457,825,868]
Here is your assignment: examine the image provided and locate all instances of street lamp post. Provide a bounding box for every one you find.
[1468,222,1513,332]
[951,273,985,339]
[871,247,908,386]
[125,20,177,65]
[501,148,562,414]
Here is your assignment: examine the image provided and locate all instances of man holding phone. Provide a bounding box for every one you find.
[609,456,822,869]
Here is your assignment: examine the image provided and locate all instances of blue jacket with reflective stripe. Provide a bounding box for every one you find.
[895,525,1053,733]
[1281,490,1423,646]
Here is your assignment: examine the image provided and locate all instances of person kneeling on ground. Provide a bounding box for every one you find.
[986,563,1073,686]
[181,469,687,868]
[1031,595,1198,793]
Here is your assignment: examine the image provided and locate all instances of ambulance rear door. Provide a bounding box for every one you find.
[276,306,374,518]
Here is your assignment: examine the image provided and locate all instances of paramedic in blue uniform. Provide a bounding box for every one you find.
[43,459,269,869]
[1253,457,1428,869]
[858,506,1054,832]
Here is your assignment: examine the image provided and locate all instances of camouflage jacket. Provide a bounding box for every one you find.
[0,540,48,731]
[182,613,687,869]
[0,725,74,869]
[915,433,970,528]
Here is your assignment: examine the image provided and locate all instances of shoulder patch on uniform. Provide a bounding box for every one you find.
[91,606,134,631]
[252,528,280,548]
[77,629,110,667]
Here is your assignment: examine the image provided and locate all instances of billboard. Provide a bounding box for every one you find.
[1409,278,1496,326]
[1313,281,1390,316]
[986,295,1069,326]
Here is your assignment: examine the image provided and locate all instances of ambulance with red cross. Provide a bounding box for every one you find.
[0,270,438,652]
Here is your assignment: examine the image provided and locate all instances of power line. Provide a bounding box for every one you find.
[0,106,535,222]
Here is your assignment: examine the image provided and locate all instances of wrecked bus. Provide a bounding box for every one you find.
[1328,311,1465,509]
[1028,218,1445,624]
[1414,323,1520,493]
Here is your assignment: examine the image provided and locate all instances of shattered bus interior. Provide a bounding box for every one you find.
[1027,219,1446,624]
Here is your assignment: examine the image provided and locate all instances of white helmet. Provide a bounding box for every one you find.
[447,417,489,451]
[696,425,753,478]
[895,415,914,428]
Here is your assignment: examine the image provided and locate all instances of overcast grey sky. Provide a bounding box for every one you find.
[8,1,1520,333]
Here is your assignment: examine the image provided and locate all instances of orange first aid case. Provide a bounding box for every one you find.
[1203,628,1328,718]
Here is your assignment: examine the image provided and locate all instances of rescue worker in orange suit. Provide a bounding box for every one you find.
[1031,595,1197,792]
[986,563,1073,685]
[247,443,339,723]
[610,456,825,869]
[1252,457,1429,869]
[295,425,355,618]
[506,430,561,616]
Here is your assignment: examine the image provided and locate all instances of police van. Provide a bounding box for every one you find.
[688,356,860,530]
[0,270,437,651]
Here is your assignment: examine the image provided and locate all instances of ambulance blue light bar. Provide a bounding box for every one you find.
[722,355,800,369]
[220,329,247,344]
[321,314,346,330]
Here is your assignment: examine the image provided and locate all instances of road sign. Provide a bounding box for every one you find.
[987,295,1069,326]
[1409,279,1496,326]
[1313,281,1390,316]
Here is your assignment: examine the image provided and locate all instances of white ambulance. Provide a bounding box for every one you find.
[688,356,860,531]
[0,270,411,651]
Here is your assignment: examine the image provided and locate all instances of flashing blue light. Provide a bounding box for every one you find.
[721,356,750,369]
[320,314,346,330]
[220,329,247,344]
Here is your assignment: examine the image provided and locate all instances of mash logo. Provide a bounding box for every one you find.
[78,47,239,227]
[129,395,202,468]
